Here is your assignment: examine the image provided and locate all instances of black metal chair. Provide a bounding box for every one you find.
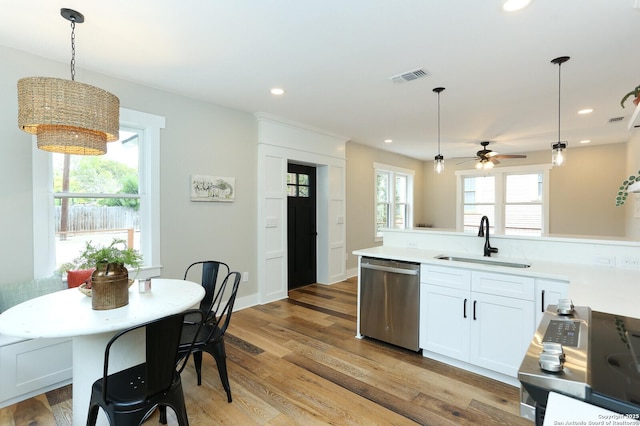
[183,261,230,321]
[164,271,242,408]
[86,310,203,426]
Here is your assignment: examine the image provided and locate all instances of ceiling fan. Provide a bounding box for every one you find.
[471,141,526,169]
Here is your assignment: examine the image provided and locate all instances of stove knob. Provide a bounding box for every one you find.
[556,299,574,316]
[539,342,565,373]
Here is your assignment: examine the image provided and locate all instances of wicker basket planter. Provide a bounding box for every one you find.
[91,263,129,310]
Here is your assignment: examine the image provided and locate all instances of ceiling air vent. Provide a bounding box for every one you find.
[608,116,624,123]
[390,68,430,84]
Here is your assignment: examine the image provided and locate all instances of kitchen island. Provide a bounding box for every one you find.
[353,229,640,386]
[353,244,640,319]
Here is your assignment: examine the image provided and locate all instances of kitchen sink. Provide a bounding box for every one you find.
[434,255,531,269]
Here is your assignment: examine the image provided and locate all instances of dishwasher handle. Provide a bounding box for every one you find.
[360,262,419,276]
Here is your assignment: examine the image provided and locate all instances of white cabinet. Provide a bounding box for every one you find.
[420,281,470,361]
[469,291,534,377]
[0,337,72,408]
[420,265,535,378]
[534,279,569,326]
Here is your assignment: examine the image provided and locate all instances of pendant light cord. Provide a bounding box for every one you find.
[557,61,561,143]
[551,56,569,145]
[437,91,441,155]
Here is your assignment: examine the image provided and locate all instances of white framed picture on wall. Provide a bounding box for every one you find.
[191,175,235,202]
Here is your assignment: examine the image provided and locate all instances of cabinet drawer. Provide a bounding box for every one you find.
[421,265,471,290]
[472,271,534,300]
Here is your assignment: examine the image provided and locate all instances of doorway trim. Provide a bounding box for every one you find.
[256,113,348,304]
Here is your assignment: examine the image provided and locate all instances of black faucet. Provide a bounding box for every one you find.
[478,216,498,257]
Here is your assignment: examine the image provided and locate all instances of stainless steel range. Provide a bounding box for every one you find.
[518,300,640,425]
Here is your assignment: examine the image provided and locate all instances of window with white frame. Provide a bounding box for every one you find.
[457,164,550,236]
[374,163,414,238]
[33,108,164,279]
[52,128,141,268]
[462,175,496,232]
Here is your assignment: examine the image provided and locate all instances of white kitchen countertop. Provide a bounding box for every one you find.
[353,246,640,319]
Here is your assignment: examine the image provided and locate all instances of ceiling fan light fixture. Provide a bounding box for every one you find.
[551,56,570,166]
[476,159,494,170]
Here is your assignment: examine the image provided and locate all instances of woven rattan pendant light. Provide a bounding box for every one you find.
[17,8,119,155]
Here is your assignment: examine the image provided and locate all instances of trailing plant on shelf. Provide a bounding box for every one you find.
[620,84,640,108]
[615,171,640,207]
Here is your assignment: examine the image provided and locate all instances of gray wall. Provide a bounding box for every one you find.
[0,46,258,300]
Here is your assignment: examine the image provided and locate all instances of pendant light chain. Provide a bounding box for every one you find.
[70,19,76,81]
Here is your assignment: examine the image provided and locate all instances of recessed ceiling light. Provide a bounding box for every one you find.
[503,0,531,12]
[580,139,591,144]
[384,139,392,144]
[270,88,285,95]
[502,0,531,12]
[578,108,593,115]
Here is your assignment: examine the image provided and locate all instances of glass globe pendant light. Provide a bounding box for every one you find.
[551,56,570,166]
[433,87,445,174]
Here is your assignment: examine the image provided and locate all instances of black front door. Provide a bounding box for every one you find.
[287,163,317,290]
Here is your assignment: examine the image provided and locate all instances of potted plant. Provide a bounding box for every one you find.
[620,84,640,108]
[61,238,143,310]
[66,238,143,271]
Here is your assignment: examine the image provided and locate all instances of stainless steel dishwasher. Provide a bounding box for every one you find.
[359,257,420,351]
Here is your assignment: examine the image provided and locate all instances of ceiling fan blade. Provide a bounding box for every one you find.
[490,158,500,165]
[494,154,527,159]
[456,158,477,165]
[486,151,499,158]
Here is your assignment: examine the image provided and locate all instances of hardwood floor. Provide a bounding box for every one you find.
[0,278,531,425]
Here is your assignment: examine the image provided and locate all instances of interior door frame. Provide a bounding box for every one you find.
[256,114,347,304]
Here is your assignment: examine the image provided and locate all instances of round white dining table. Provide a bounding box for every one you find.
[0,278,205,426]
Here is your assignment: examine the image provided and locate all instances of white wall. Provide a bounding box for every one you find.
[0,46,259,304]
